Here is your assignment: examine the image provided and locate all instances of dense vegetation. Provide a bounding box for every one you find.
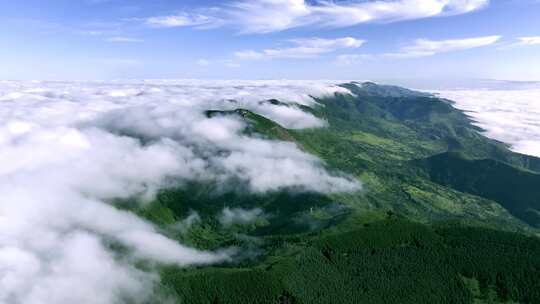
[158,218,540,304]
[127,82,540,303]
[415,151,540,227]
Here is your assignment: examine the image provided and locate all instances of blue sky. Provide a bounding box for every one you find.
[1,0,540,83]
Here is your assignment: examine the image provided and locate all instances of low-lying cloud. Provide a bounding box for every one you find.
[171,210,202,233]
[0,80,360,303]
[436,87,540,158]
[219,207,265,227]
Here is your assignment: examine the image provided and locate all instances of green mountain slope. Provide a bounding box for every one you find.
[286,85,534,228]
[159,218,540,304]
[127,82,540,303]
[414,151,540,227]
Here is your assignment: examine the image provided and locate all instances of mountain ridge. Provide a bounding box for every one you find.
[131,82,540,303]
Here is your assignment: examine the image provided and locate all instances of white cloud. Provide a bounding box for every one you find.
[0,126,231,303]
[385,35,501,58]
[144,13,218,28]
[106,36,144,43]
[229,0,490,33]
[496,36,540,50]
[517,36,540,46]
[77,30,112,36]
[235,37,365,60]
[227,0,311,33]
[335,35,500,63]
[291,37,365,49]
[435,88,540,158]
[171,211,202,233]
[143,0,489,33]
[0,80,360,303]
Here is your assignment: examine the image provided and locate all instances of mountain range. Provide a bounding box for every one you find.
[127,82,540,304]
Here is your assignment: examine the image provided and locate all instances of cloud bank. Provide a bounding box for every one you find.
[436,88,540,158]
[0,80,359,303]
[143,0,489,33]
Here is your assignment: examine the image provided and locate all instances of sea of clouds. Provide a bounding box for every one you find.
[5,77,538,303]
[0,80,360,304]
[436,85,540,158]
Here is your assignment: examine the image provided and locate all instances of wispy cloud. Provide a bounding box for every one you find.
[141,0,489,33]
[335,36,500,64]
[385,35,501,58]
[106,36,144,43]
[77,30,114,36]
[144,13,219,28]
[517,36,540,46]
[496,36,540,50]
[236,37,365,60]
[230,0,488,33]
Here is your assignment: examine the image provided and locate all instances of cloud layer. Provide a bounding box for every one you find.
[436,88,540,158]
[0,80,359,303]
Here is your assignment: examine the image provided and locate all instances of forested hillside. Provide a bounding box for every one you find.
[131,82,540,303]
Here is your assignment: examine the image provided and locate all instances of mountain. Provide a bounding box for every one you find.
[130,82,540,304]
